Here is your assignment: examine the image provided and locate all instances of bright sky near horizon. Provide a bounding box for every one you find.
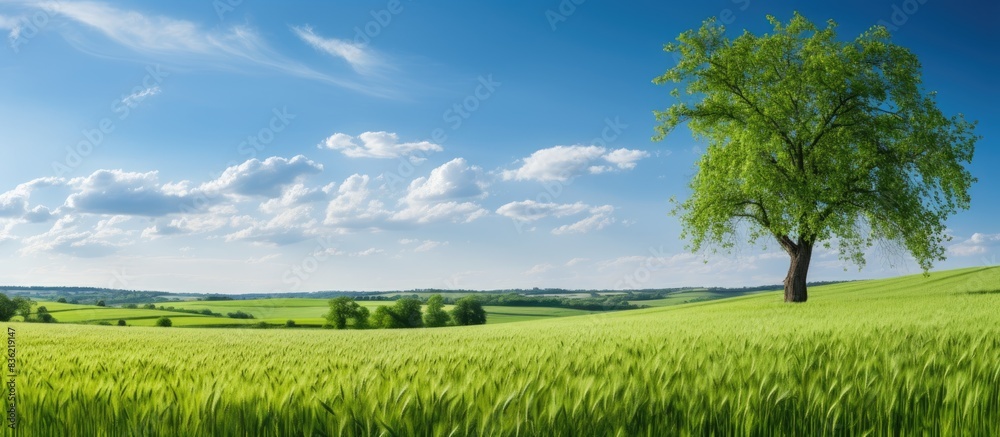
[0,0,996,293]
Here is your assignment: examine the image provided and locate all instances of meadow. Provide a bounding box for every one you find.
[6,267,1000,435]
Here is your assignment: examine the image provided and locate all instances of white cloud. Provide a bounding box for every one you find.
[392,201,487,224]
[65,170,208,217]
[120,85,160,108]
[319,132,442,159]
[502,145,650,182]
[399,238,450,252]
[0,14,22,43]
[292,25,378,73]
[603,148,651,170]
[259,183,332,214]
[223,205,316,246]
[404,158,486,203]
[551,205,615,235]
[949,233,1000,256]
[495,200,590,222]
[324,174,390,228]
[21,215,135,258]
[525,263,555,275]
[566,257,589,267]
[31,1,377,93]
[410,240,448,252]
[353,248,384,257]
[201,156,323,198]
[496,201,614,235]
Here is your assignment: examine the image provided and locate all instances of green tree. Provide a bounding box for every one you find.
[96,300,106,307]
[370,298,423,329]
[450,297,487,326]
[117,319,127,326]
[393,298,424,328]
[0,295,16,321]
[371,305,397,329]
[324,297,370,329]
[156,317,172,327]
[56,297,67,303]
[285,320,296,328]
[13,297,35,319]
[653,13,977,302]
[423,294,450,328]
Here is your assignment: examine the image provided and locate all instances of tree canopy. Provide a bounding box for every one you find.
[654,12,977,302]
[451,297,487,326]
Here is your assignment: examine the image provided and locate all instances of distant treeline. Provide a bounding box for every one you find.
[452,293,642,311]
[0,281,849,308]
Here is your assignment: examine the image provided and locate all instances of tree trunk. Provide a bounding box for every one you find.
[783,242,813,303]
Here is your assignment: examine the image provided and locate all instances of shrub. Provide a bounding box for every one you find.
[117,319,127,326]
[285,320,296,328]
[227,311,255,319]
[155,317,172,327]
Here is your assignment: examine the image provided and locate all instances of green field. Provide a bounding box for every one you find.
[7,267,1000,435]
[34,298,600,327]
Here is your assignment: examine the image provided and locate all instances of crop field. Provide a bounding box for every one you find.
[6,267,1000,435]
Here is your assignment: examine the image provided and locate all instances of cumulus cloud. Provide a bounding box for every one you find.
[394,159,488,224]
[0,177,64,219]
[259,183,333,214]
[319,131,442,159]
[552,205,615,235]
[224,205,317,246]
[65,170,207,217]
[502,145,650,182]
[292,25,378,73]
[21,215,135,258]
[404,158,487,203]
[324,174,391,228]
[949,233,1000,256]
[201,155,323,198]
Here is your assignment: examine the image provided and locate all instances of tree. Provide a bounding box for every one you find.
[156,317,172,327]
[392,298,424,328]
[57,298,67,303]
[423,294,450,328]
[285,320,296,328]
[33,306,56,323]
[324,297,370,329]
[117,319,127,326]
[13,297,34,319]
[0,295,16,321]
[96,300,106,307]
[653,13,977,302]
[371,306,397,329]
[371,298,423,329]
[450,297,487,326]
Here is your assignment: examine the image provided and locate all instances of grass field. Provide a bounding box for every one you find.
[6,267,1000,435]
[34,298,600,327]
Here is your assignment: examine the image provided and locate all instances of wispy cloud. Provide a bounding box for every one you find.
[292,25,380,74]
[16,1,386,95]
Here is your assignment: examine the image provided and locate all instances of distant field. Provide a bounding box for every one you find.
[633,288,775,307]
[34,297,602,327]
[10,267,1000,435]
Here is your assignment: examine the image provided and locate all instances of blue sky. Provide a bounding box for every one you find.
[0,0,996,293]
